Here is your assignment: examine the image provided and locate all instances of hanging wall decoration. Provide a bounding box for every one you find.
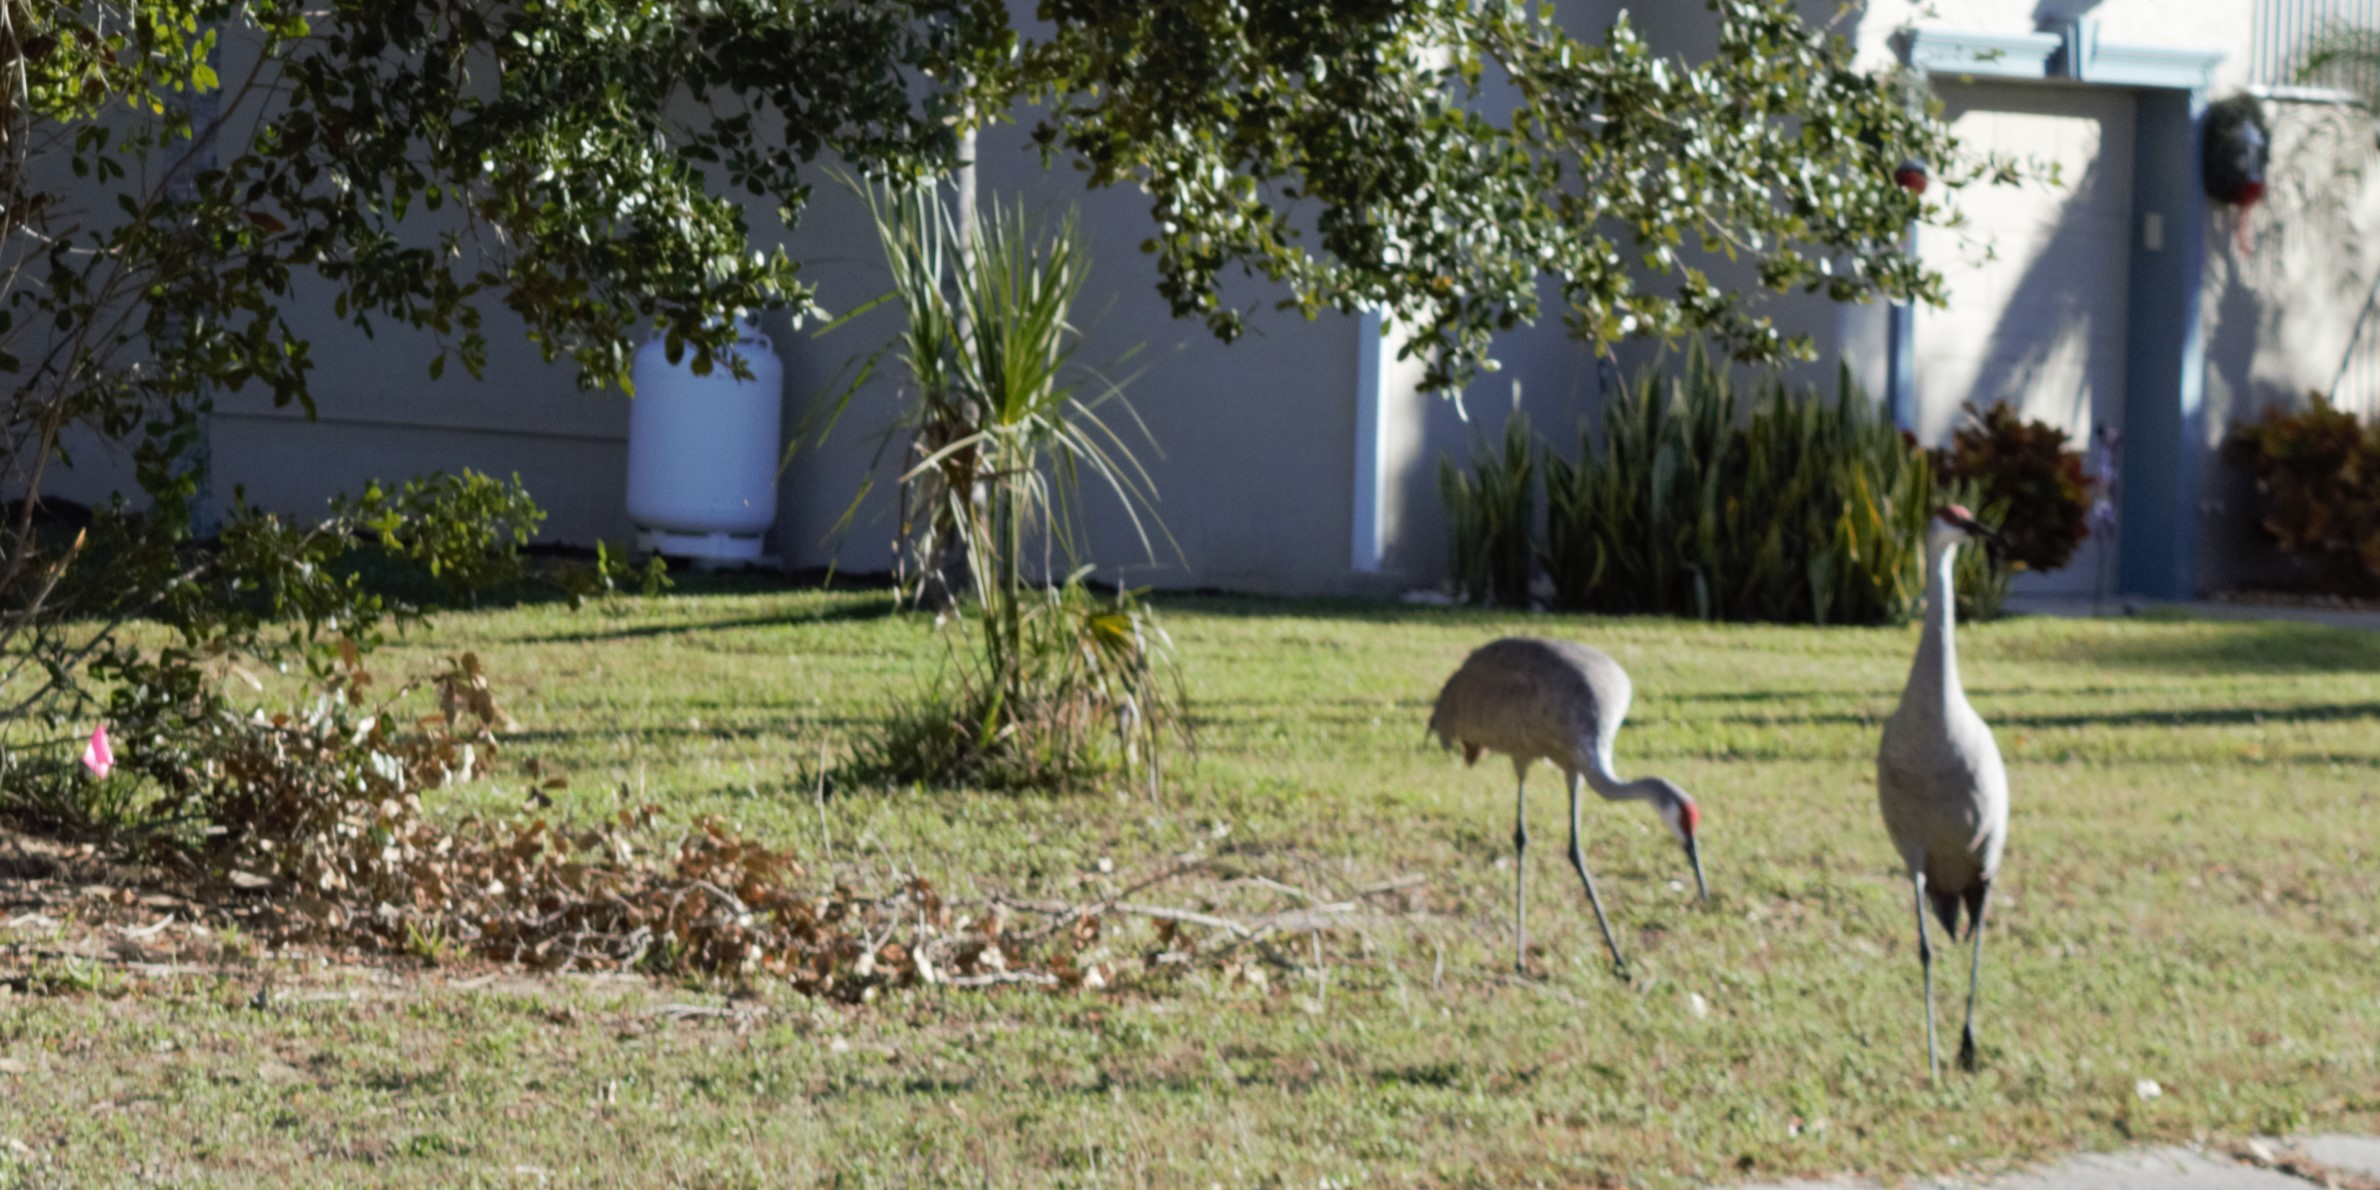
[2203,95,2270,254]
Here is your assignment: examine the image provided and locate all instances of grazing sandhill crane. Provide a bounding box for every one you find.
[1878,505,2011,1077]
[1429,637,1707,978]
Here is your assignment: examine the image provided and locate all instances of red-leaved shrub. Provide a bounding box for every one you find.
[2222,392,2380,593]
[1930,402,2094,574]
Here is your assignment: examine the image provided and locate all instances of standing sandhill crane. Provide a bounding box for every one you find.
[1429,637,1707,978]
[1878,505,2011,1077]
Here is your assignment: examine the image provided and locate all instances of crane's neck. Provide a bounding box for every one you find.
[1904,536,1964,714]
[1583,750,1670,804]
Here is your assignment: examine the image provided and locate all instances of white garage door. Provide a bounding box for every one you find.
[1915,82,2136,594]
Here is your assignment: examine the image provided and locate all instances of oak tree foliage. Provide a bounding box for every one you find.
[0,0,1986,802]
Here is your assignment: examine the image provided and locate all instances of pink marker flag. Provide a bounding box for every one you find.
[80,724,114,779]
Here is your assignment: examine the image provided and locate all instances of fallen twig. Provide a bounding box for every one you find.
[1225,875,1324,904]
[1113,902,1252,937]
[2228,1139,2380,1190]
[1006,853,1208,943]
[945,970,1059,988]
[650,1002,760,1021]
[1352,874,1426,899]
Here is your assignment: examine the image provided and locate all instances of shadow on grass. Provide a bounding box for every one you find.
[505,598,904,645]
[2022,619,2380,675]
[504,718,878,746]
[1685,700,2380,733]
[1151,593,1547,626]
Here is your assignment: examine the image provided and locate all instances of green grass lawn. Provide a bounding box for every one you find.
[4,587,2379,1186]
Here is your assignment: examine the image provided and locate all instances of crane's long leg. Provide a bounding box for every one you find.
[1958,880,1992,1072]
[1511,771,1530,975]
[1566,772,1629,980]
[1912,871,1939,1080]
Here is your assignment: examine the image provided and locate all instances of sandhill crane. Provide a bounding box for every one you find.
[1878,505,2011,1077]
[1429,637,1706,978]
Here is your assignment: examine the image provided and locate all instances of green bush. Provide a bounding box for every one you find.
[339,470,545,603]
[2222,392,2380,594]
[1438,413,1537,607]
[1542,345,1962,625]
[848,578,1186,794]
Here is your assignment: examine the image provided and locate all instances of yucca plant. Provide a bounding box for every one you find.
[1543,343,1737,619]
[1738,370,1932,625]
[845,177,1184,794]
[1544,345,1995,625]
[1438,413,1538,607]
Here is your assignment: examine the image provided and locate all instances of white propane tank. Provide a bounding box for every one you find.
[625,320,783,562]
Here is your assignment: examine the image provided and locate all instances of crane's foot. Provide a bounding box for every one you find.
[1956,1027,1979,1072]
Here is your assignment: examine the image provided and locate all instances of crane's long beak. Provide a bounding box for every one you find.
[1685,835,1708,903]
[1948,512,2009,559]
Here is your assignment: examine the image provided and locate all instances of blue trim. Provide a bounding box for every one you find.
[1900,21,2223,90]
[2116,89,2212,600]
[1899,28,2063,80]
[2062,18,2225,90]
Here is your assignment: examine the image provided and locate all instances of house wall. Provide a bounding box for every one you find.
[772,136,1385,596]
[1842,0,2380,596]
[46,1,2374,600]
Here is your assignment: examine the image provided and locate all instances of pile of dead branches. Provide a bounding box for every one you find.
[96,653,1409,1001]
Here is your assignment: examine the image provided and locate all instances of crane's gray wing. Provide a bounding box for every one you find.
[1430,638,1628,775]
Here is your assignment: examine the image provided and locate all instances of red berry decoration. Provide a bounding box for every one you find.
[1893,160,1928,195]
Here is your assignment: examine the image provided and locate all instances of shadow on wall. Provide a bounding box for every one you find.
[2196,103,2380,590]
[1948,151,2115,443]
[2212,102,2380,422]
[2200,242,2292,592]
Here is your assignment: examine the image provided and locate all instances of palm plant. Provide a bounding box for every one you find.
[845,177,1183,793]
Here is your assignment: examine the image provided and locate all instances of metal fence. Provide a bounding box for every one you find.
[2254,0,2380,91]
[2256,1,2380,415]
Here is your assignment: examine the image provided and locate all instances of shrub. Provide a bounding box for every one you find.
[1929,402,2094,575]
[339,470,546,603]
[2222,392,2380,594]
[848,579,1186,794]
[1543,345,1967,625]
[1438,413,1538,607]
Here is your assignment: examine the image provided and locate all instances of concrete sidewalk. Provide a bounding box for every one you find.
[1733,1136,2380,1190]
